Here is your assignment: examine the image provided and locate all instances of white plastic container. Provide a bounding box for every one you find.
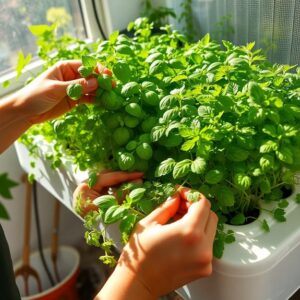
[15,141,300,300]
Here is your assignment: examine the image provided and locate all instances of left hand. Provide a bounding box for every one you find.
[73,171,144,217]
[16,60,101,124]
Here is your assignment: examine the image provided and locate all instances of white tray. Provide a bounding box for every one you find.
[15,141,300,300]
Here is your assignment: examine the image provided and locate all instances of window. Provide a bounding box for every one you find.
[0,0,86,77]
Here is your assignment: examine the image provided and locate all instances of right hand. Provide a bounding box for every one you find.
[98,187,218,299]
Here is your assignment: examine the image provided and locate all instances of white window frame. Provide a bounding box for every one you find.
[0,0,106,97]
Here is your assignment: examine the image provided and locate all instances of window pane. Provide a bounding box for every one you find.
[0,0,86,75]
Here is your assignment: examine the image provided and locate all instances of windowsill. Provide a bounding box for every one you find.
[0,59,44,97]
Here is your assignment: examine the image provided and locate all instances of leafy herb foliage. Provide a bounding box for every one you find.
[20,18,300,261]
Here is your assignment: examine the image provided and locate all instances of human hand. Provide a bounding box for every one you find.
[73,171,143,217]
[97,187,218,300]
[16,60,112,124]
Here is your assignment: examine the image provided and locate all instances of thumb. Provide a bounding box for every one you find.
[142,193,180,226]
[65,77,98,94]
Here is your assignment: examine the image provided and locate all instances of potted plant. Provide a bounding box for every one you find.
[14,18,300,299]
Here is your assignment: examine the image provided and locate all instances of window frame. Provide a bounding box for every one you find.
[0,0,105,97]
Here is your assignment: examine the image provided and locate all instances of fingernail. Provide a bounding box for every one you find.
[167,196,175,202]
[86,78,98,89]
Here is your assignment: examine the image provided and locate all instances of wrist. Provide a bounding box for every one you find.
[0,92,32,127]
[96,264,156,300]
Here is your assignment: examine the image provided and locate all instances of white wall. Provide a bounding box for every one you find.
[0,145,85,262]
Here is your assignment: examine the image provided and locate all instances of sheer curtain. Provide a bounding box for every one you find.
[167,0,300,65]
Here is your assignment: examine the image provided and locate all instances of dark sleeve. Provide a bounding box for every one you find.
[0,224,21,300]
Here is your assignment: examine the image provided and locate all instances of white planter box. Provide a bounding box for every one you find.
[15,141,300,300]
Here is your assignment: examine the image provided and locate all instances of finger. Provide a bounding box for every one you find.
[96,63,105,74]
[181,198,211,230]
[96,63,112,77]
[78,95,95,105]
[92,171,144,191]
[130,179,143,185]
[141,193,180,226]
[46,60,82,81]
[65,77,98,94]
[73,183,100,217]
[205,211,218,245]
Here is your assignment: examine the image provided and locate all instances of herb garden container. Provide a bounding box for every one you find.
[15,141,300,299]
[14,17,300,300]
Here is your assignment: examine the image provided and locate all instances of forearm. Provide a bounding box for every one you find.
[0,93,31,153]
[95,264,156,300]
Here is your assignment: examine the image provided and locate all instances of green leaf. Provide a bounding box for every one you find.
[248,81,264,102]
[227,146,249,162]
[230,213,246,225]
[161,108,179,123]
[85,230,101,247]
[267,109,280,124]
[187,191,201,203]
[78,66,93,78]
[116,44,134,55]
[276,147,293,164]
[109,31,119,44]
[246,41,255,50]
[160,95,176,110]
[259,154,274,170]
[66,83,83,101]
[0,202,9,220]
[119,214,137,235]
[2,80,10,88]
[261,219,270,232]
[155,158,176,177]
[88,172,97,188]
[296,194,300,204]
[16,51,32,78]
[28,24,55,36]
[179,127,194,138]
[173,159,192,179]
[129,188,146,202]
[118,152,135,171]
[113,62,131,83]
[252,168,263,177]
[93,195,117,210]
[82,55,97,68]
[260,178,271,194]
[259,140,278,153]
[104,205,127,224]
[224,230,235,243]
[198,106,213,118]
[151,126,165,142]
[205,169,223,184]
[278,199,289,209]
[273,208,286,222]
[233,173,251,190]
[262,124,277,137]
[171,74,187,82]
[0,173,18,199]
[215,185,235,207]
[121,82,140,97]
[191,157,206,174]
[213,238,224,259]
[181,138,197,151]
[200,33,210,46]
[149,60,166,75]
